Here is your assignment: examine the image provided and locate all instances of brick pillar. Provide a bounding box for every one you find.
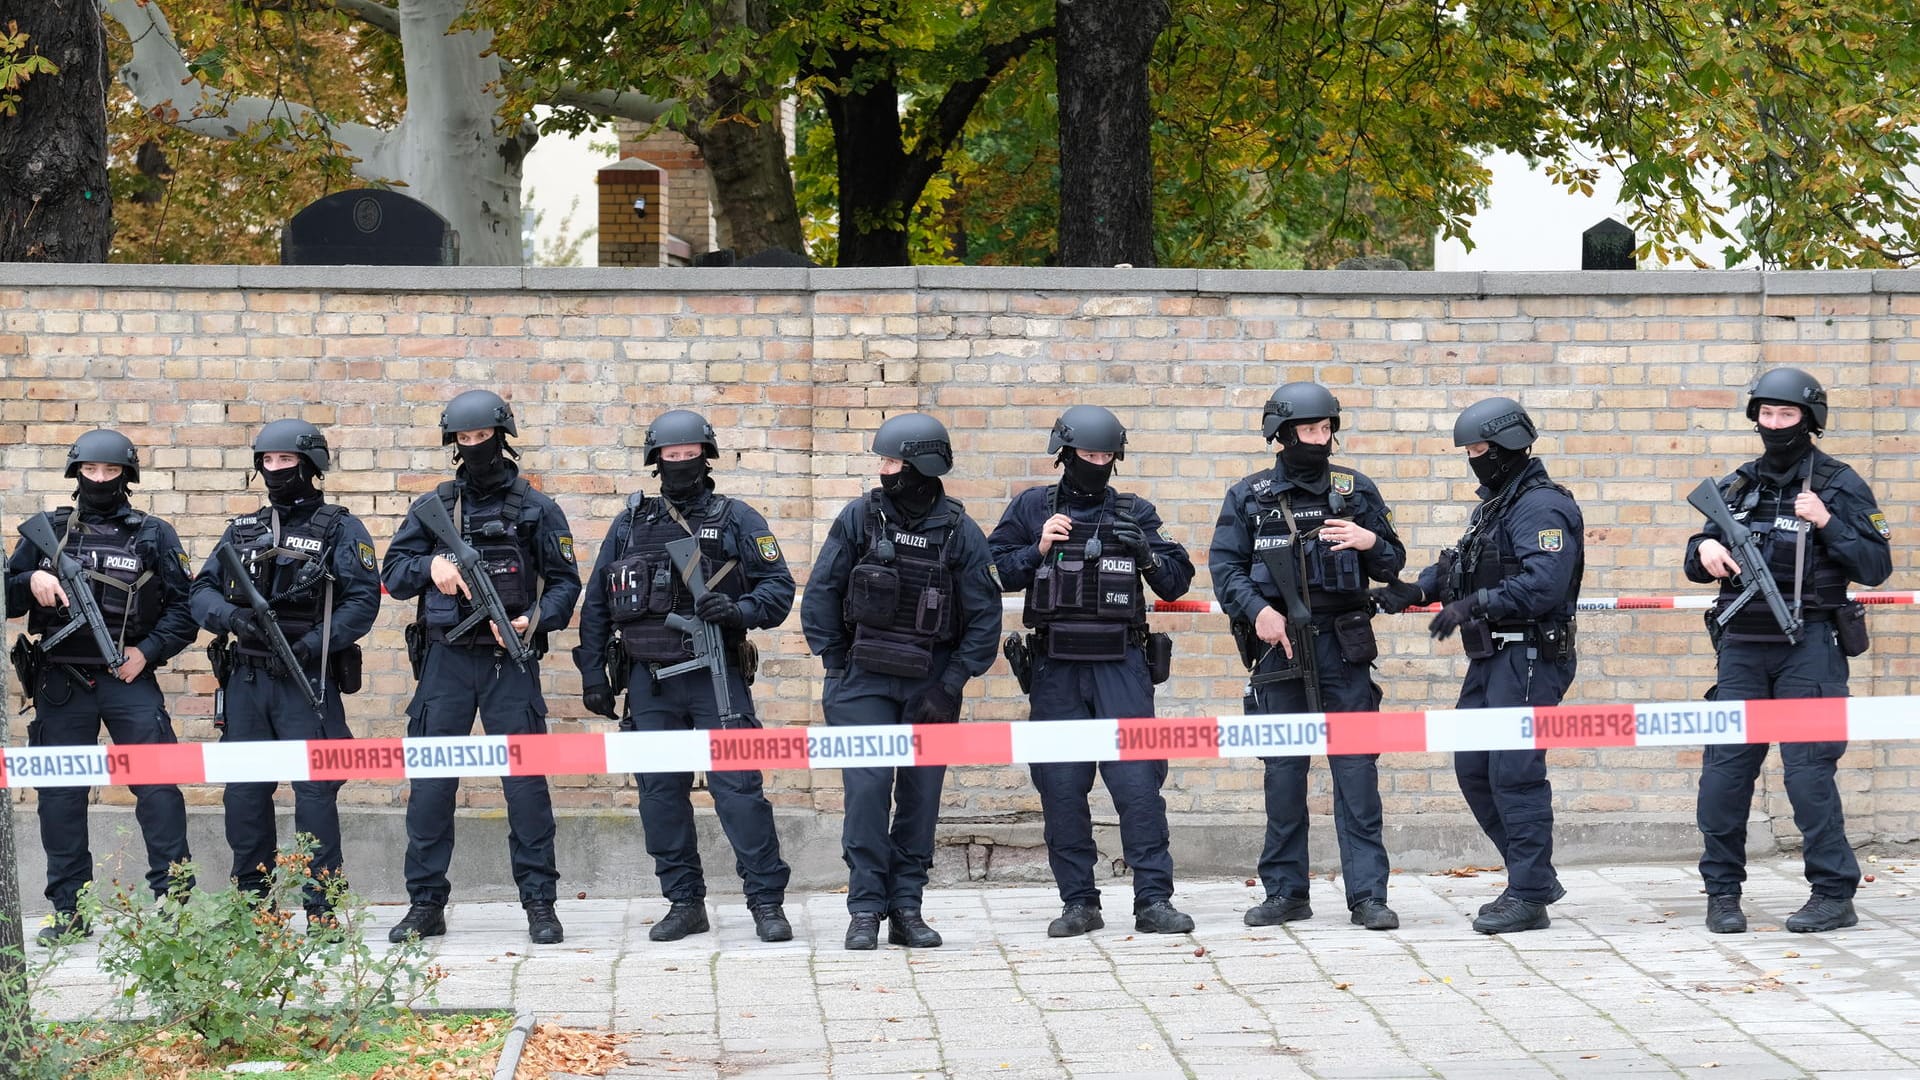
[596,158,667,267]
[627,129,717,256]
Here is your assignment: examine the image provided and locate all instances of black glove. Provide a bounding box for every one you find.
[695,590,747,630]
[228,608,262,643]
[904,683,962,724]
[1428,597,1478,641]
[290,637,317,667]
[583,684,619,720]
[1109,519,1154,561]
[1371,580,1424,615]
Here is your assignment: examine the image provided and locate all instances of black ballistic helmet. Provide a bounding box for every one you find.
[253,418,330,474]
[1452,397,1537,450]
[1262,382,1342,443]
[643,409,720,465]
[440,389,517,444]
[1047,405,1127,460]
[66,429,141,483]
[872,413,954,477]
[1746,367,1828,434]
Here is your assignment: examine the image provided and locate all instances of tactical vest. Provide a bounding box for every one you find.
[1448,472,1580,624]
[608,493,741,663]
[1718,459,1850,636]
[28,508,163,664]
[1244,474,1367,615]
[421,479,539,646]
[1023,489,1146,634]
[842,493,959,677]
[222,502,346,657]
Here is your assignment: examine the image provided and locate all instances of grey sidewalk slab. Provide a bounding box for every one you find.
[29,859,1920,1079]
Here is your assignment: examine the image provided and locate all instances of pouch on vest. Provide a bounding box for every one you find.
[847,564,900,629]
[1044,622,1129,662]
[1308,546,1365,594]
[912,585,947,636]
[1093,554,1137,621]
[1835,601,1870,657]
[623,621,692,664]
[330,643,364,695]
[1333,611,1378,666]
[1023,565,1058,624]
[605,555,653,622]
[1049,560,1088,612]
[1459,620,1497,661]
[850,627,935,678]
[1145,631,1173,685]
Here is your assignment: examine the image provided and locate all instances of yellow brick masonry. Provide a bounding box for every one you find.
[2,270,1915,846]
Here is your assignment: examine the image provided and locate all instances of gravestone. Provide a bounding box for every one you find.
[281,188,458,265]
[1582,218,1636,270]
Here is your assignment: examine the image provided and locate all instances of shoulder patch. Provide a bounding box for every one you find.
[1330,471,1355,496]
[357,541,377,571]
[1870,511,1891,539]
[1537,529,1564,553]
[754,533,782,563]
[176,551,192,574]
[1385,509,1395,529]
[557,536,576,564]
[1158,527,1175,544]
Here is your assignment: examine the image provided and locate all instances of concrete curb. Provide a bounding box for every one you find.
[492,1009,536,1080]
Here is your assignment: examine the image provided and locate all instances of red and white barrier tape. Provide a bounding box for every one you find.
[1031,592,1920,616]
[3,694,1908,789]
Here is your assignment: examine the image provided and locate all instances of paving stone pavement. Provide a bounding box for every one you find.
[33,858,1920,1079]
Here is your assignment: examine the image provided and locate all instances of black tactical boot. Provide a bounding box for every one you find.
[1704,895,1747,934]
[1472,896,1549,935]
[845,912,881,951]
[525,900,564,944]
[649,900,710,942]
[1349,899,1400,931]
[750,901,793,943]
[1785,896,1857,933]
[35,910,91,948]
[1047,903,1105,938]
[1244,895,1312,926]
[387,902,446,943]
[887,908,943,948]
[1134,899,1196,934]
[1478,880,1565,916]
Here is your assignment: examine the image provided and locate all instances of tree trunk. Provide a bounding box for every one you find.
[1056,0,1168,267]
[682,94,804,258]
[822,57,911,267]
[0,508,25,1070]
[0,0,113,261]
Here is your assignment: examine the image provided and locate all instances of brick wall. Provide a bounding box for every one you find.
[4,265,1917,848]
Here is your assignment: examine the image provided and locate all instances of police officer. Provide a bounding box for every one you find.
[189,420,380,925]
[573,410,796,944]
[5,430,196,944]
[989,405,1197,936]
[382,390,581,945]
[800,414,1000,951]
[1686,368,1891,935]
[1208,383,1405,932]
[1374,397,1583,935]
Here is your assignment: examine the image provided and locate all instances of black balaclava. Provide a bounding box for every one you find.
[75,476,129,516]
[881,465,942,518]
[456,432,512,489]
[1469,445,1528,492]
[1757,418,1814,483]
[1275,422,1334,493]
[1058,451,1114,505]
[261,461,320,507]
[655,458,713,505]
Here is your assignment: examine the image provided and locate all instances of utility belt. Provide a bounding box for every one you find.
[224,642,364,694]
[403,622,545,680]
[636,637,760,688]
[1459,618,1576,663]
[1004,624,1172,692]
[1231,609,1379,673]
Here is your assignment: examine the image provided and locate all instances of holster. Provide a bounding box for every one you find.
[1228,619,1261,668]
[10,636,42,703]
[1459,619,1497,661]
[404,621,427,679]
[330,643,364,695]
[606,636,634,694]
[1835,601,1870,657]
[1003,633,1034,694]
[735,639,760,686]
[1144,631,1173,685]
[1703,608,1725,652]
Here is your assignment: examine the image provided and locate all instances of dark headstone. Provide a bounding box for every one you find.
[281,188,458,265]
[1582,218,1636,270]
[1335,256,1409,271]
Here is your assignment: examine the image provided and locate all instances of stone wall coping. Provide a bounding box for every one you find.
[5,264,1915,296]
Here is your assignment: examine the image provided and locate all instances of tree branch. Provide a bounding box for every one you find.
[310,0,401,37]
[103,0,393,174]
[506,66,675,124]
[896,24,1052,207]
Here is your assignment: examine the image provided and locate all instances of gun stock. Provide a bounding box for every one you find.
[216,542,321,710]
[19,514,125,670]
[414,494,535,670]
[1687,479,1802,644]
[655,536,738,723]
